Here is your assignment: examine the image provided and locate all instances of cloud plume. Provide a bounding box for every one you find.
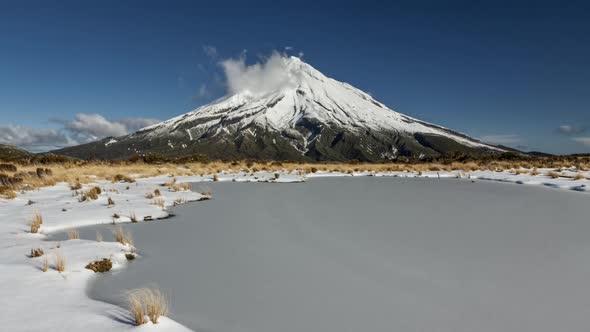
[220,52,302,95]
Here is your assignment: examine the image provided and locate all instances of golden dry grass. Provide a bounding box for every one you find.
[547,171,560,179]
[126,290,147,325]
[54,250,66,272]
[153,189,161,196]
[41,255,49,272]
[126,288,169,325]
[574,173,586,180]
[129,211,137,223]
[1,189,17,199]
[113,174,135,183]
[153,197,165,209]
[30,248,44,257]
[30,211,43,233]
[197,185,212,196]
[113,226,134,247]
[67,229,80,240]
[2,157,589,199]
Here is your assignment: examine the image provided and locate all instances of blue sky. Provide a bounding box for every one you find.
[1,0,589,154]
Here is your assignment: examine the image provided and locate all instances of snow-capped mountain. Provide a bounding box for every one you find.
[54,56,503,161]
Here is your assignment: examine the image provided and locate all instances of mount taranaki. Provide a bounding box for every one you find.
[54,57,504,161]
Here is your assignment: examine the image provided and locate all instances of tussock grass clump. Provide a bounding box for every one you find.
[70,181,82,190]
[574,173,586,180]
[153,197,165,209]
[41,255,48,272]
[0,163,17,172]
[85,258,113,273]
[126,288,169,325]
[30,248,44,257]
[127,289,147,325]
[198,185,212,197]
[530,168,540,176]
[547,171,560,179]
[1,188,17,199]
[54,250,66,272]
[113,174,135,183]
[107,197,115,206]
[30,211,43,233]
[153,189,161,196]
[213,174,219,182]
[125,253,136,260]
[113,226,134,246]
[80,186,101,201]
[130,211,137,223]
[67,229,80,240]
[163,177,177,187]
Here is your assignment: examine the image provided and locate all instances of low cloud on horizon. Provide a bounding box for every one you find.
[557,124,586,135]
[0,113,160,153]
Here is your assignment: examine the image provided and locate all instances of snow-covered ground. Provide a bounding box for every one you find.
[0,169,587,331]
[310,168,590,194]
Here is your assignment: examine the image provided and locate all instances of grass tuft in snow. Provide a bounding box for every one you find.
[54,250,66,272]
[547,171,560,179]
[80,186,101,201]
[30,248,44,257]
[113,226,134,247]
[67,229,80,240]
[129,211,137,223]
[113,174,135,183]
[126,288,169,325]
[153,197,165,209]
[197,185,212,197]
[126,289,147,326]
[574,173,586,180]
[85,258,113,273]
[107,197,115,206]
[70,181,82,190]
[29,211,43,233]
[41,255,49,272]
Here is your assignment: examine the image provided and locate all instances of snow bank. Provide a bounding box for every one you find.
[308,169,590,194]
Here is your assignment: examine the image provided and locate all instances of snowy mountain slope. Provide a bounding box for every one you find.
[54,56,504,161]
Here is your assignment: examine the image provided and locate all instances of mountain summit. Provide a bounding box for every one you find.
[54,56,503,161]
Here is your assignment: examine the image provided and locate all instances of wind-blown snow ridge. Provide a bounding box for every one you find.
[143,56,498,151]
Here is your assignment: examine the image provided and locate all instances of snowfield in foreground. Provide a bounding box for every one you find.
[0,169,588,331]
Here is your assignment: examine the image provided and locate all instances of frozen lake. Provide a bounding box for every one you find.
[53,177,590,332]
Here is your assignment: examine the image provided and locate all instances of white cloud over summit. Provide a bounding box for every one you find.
[220,52,302,95]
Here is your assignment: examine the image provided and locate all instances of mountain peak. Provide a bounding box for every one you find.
[54,56,504,161]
